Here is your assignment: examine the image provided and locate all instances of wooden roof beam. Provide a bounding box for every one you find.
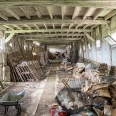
[1,1,116,9]
[34,6,42,19]
[5,8,20,20]
[18,33,84,37]
[91,25,98,29]
[13,25,22,30]
[19,7,31,19]
[72,7,78,19]
[3,25,14,30]
[105,9,116,20]
[0,12,8,20]
[5,33,15,43]
[6,29,92,33]
[44,24,47,29]
[34,24,39,30]
[46,6,53,19]
[83,24,88,29]
[93,8,104,20]
[25,24,31,30]
[61,6,65,19]
[0,25,7,30]
[83,8,90,20]
[84,32,94,41]
[0,19,108,25]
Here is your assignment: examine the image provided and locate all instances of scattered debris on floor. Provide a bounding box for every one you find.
[54,62,116,116]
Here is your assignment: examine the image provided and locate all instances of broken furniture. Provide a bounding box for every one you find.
[0,91,26,115]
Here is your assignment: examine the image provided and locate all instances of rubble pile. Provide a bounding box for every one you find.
[55,62,116,116]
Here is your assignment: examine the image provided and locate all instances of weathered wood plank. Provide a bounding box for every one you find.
[0,19,108,25]
[6,29,93,33]
[0,1,116,9]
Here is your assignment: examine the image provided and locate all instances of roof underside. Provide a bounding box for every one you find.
[0,0,116,45]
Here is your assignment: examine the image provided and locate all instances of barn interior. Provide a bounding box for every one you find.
[0,1,116,116]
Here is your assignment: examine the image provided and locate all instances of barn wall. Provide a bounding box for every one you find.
[83,15,116,66]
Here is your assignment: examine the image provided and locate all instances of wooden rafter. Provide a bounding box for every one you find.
[25,24,31,30]
[13,25,22,30]
[83,24,88,29]
[0,12,8,20]
[44,24,47,29]
[47,6,53,19]
[105,9,116,20]
[91,25,98,29]
[0,19,108,25]
[84,32,94,41]
[6,29,92,33]
[83,8,90,20]
[34,6,42,18]
[5,8,20,20]
[1,1,116,9]
[3,25,14,30]
[61,6,65,19]
[72,7,78,19]
[19,7,30,19]
[34,24,39,29]
[18,33,84,37]
[0,25,6,30]
[93,8,104,20]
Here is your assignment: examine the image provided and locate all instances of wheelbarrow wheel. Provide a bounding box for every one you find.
[17,104,21,115]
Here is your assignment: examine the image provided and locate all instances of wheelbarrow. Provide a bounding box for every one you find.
[0,91,26,115]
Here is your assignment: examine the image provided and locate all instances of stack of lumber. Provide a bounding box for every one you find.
[98,63,108,77]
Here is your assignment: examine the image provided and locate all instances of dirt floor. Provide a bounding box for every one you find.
[35,62,59,116]
[0,61,67,116]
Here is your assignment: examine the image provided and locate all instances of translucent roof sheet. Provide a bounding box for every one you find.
[104,36,116,45]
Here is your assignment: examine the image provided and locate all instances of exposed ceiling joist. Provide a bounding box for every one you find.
[5,33,15,43]
[34,24,39,30]
[61,6,65,19]
[13,25,22,30]
[69,24,73,29]
[5,8,20,20]
[25,24,31,30]
[44,24,47,29]
[19,7,31,19]
[47,6,53,19]
[0,1,116,9]
[34,6,42,18]
[0,25,6,30]
[26,37,81,41]
[3,25,14,30]
[91,25,98,29]
[83,8,90,20]
[52,24,55,29]
[75,24,79,29]
[104,9,116,20]
[84,32,94,41]
[6,29,92,33]
[83,24,88,29]
[0,12,8,20]
[72,7,78,19]
[93,8,104,20]
[0,19,108,25]
[18,33,84,38]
